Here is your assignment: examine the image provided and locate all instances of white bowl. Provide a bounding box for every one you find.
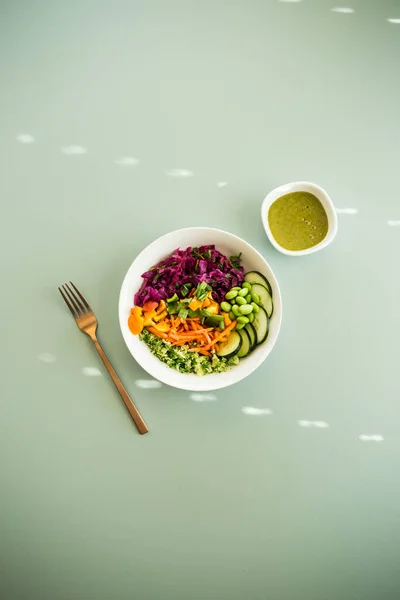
[119,227,282,391]
[261,181,338,256]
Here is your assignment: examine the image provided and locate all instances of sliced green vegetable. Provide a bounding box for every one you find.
[216,331,242,358]
[251,283,273,318]
[244,271,272,295]
[237,328,251,358]
[167,302,179,315]
[252,306,269,344]
[201,309,224,321]
[244,323,256,349]
[178,307,188,319]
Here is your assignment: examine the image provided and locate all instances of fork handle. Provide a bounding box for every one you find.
[92,338,149,434]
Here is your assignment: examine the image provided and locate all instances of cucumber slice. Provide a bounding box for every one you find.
[251,283,273,318]
[244,323,256,350]
[237,328,252,358]
[252,306,269,345]
[244,271,272,295]
[216,330,242,359]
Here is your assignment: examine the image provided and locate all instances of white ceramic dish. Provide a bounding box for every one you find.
[119,227,282,391]
[261,181,338,256]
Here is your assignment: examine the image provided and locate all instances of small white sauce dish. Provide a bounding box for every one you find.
[261,181,338,257]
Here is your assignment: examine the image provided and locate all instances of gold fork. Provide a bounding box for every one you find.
[58,282,149,435]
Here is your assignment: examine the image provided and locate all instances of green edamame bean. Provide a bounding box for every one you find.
[239,304,253,315]
[230,298,236,305]
[245,293,252,304]
[248,312,255,323]
[220,301,232,313]
[236,296,246,305]
[231,287,241,292]
[225,290,238,300]
[238,288,248,297]
[242,282,252,291]
[237,316,249,324]
[251,293,260,304]
[229,311,235,320]
[232,304,241,316]
[236,322,245,330]
[251,302,259,313]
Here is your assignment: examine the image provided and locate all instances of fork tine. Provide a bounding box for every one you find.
[62,284,84,316]
[59,286,78,318]
[70,281,92,312]
[64,282,86,314]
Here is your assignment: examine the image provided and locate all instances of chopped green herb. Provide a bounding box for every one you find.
[181,284,190,298]
[195,281,210,301]
[229,253,242,269]
[140,329,237,375]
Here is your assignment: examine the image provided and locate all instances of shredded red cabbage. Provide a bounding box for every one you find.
[134,245,244,306]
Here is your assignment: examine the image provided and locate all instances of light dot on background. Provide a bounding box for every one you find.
[113,156,140,166]
[217,182,228,188]
[165,168,194,178]
[82,367,102,376]
[359,434,384,442]
[135,379,162,389]
[279,0,302,3]
[298,420,329,428]
[336,208,358,214]
[37,353,56,363]
[61,145,87,155]
[387,18,400,24]
[16,134,35,144]
[190,393,217,402]
[387,220,400,226]
[242,407,273,416]
[331,7,355,14]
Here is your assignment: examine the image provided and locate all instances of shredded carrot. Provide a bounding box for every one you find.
[145,310,236,355]
[188,347,211,356]
[204,320,237,350]
[148,327,168,339]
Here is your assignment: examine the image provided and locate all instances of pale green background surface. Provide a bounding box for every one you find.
[1,1,400,599]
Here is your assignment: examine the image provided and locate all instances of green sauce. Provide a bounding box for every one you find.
[268,191,328,251]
